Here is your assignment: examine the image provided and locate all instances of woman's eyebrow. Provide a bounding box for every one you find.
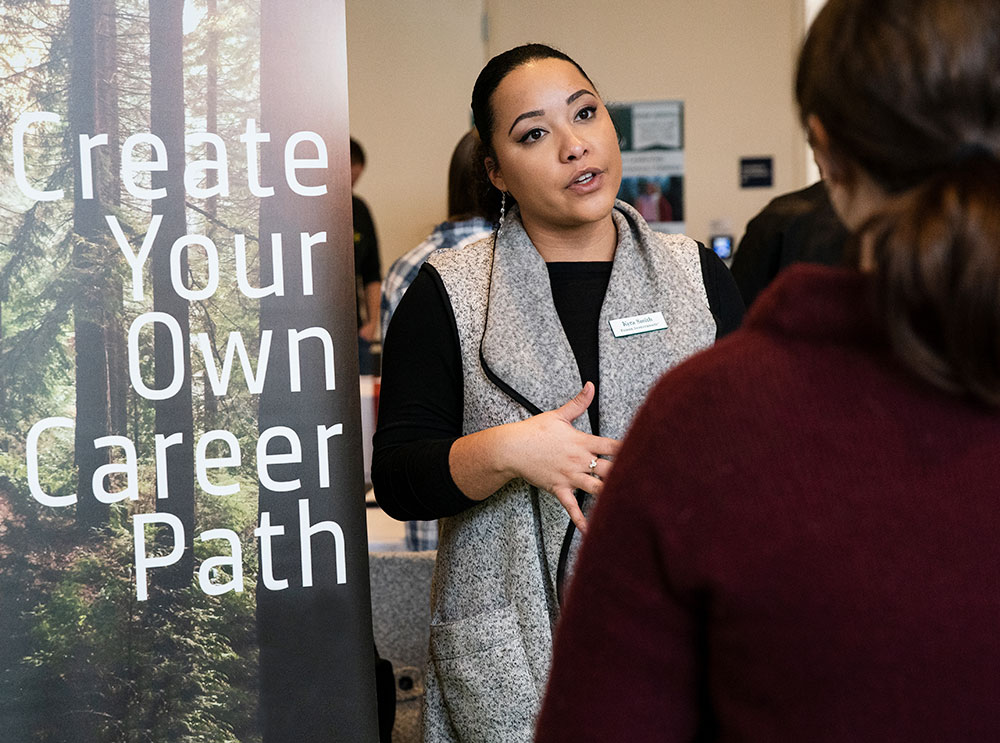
[506,90,598,136]
[509,109,544,136]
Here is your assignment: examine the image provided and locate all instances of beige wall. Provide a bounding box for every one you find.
[345,0,485,269]
[347,0,810,272]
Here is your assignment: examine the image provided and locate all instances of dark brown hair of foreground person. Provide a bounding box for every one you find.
[797,0,1000,405]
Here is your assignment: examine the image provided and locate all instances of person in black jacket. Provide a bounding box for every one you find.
[730,180,848,307]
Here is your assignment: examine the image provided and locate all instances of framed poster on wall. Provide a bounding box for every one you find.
[608,100,685,234]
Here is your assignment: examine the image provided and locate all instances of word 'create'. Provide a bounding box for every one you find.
[13,112,328,202]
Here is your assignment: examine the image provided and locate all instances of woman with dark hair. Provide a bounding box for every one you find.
[537,1,1000,740]
[380,129,498,344]
[373,43,742,741]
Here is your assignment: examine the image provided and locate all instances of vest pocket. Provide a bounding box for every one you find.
[429,602,539,741]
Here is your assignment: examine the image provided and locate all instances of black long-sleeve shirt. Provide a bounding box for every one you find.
[372,246,744,521]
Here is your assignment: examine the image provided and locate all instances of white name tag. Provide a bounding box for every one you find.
[609,311,667,338]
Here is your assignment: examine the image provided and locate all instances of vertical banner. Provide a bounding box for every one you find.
[0,1,378,741]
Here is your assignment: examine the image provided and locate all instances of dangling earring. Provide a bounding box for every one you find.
[499,191,507,228]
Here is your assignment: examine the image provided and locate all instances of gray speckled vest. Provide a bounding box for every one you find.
[422,201,716,743]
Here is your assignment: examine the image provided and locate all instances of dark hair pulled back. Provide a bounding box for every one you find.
[470,44,595,221]
[471,43,593,157]
[797,0,1000,405]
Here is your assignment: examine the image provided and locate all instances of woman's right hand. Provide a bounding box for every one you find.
[449,382,620,533]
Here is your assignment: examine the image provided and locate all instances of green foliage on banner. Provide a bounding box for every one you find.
[0,481,262,743]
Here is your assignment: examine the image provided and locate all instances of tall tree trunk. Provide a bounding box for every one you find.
[0,292,5,420]
[97,0,128,437]
[257,1,379,740]
[205,0,218,223]
[149,0,194,588]
[203,0,219,424]
[97,1,120,208]
[69,0,111,530]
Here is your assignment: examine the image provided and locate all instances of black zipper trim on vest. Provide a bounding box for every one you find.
[478,347,543,416]
[429,248,560,625]
[555,409,598,605]
[476,229,545,418]
[530,490,560,629]
[475,229,601,614]
[478,228,561,624]
[555,511,578,606]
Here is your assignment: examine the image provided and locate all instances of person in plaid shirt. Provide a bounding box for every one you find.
[379,129,500,550]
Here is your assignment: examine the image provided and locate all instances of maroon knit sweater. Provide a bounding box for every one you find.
[536,265,1000,742]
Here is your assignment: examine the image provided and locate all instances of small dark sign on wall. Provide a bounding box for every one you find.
[740,156,774,188]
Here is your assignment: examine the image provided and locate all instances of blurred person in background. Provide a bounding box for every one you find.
[351,137,383,374]
[379,129,499,550]
[730,180,848,307]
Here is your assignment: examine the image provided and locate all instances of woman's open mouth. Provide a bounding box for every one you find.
[567,168,604,193]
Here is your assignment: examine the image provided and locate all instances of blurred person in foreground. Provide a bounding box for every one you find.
[537,0,1000,740]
